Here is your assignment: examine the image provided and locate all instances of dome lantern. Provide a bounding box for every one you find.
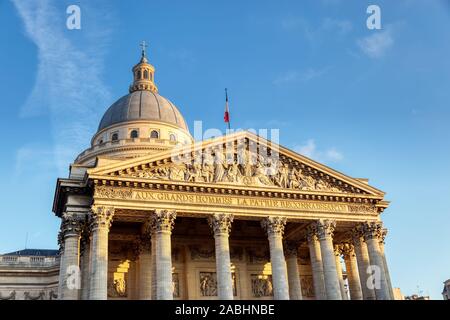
[129,41,158,93]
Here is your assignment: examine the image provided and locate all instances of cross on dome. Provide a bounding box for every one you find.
[140,40,148,58]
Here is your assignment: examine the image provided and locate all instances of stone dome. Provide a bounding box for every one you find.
[98,90,188,132]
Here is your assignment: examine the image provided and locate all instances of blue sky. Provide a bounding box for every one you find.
[1,0,449,299]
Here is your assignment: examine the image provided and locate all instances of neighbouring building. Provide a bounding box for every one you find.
[442,279,450,300]
[392,287,404,300]
[0,249,59,300]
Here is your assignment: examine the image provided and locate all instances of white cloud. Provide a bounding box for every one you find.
[281,16,352,40]
[293,139,344,163]
[12,0,113,170]
[322,18,353,35]
[13,145,57,178]
[357,29,394,59]
[273,67,328,86]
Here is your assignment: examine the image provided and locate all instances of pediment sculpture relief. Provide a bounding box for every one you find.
[121,146,355,193]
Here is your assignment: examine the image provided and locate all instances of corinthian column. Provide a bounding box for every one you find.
[379,228,394,300]
[315,219,341,300]
[89,206,114,300]
[261,216,289,300]
[138,230,152,300]
[57,231,65,300]
[60,213,83,300]
[80,230,91,300]
[363,221,390,300]
[351,226,376,300]
[340,243,363,300]
[284,241,302,300]
[151,209,176,300]
[334,245,348,300]
[306,225,326,300]
[208,213,234,300]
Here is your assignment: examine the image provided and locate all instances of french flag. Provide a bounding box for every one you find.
[224,88,230,129]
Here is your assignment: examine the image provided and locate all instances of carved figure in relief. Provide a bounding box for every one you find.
[202,151,215,183]
[255,163,273,186]
[124,143,348,193]
[288,168,300,189]
[187,163,203,182]
[275,163,289,188]
[213,150,227,182]
[199,273,217,296]
[169,165,186,181]
[225,162,242,183]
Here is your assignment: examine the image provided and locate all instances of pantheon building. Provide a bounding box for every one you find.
[0,48,394,301]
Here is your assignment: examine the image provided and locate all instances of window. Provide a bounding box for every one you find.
[137,70,142,79]
[130,130,139,139]
[169,134,177,142]
[111,133,119,141]
[98,139,104,145]
[144,70,149,79]
[150,130,159,139]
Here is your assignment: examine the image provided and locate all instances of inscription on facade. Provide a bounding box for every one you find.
[95,187,376,215]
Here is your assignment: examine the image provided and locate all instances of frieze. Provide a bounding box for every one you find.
[0,290,16,300]
[94,186,378,215]
[189,245,215,260]
[24,291,45,300]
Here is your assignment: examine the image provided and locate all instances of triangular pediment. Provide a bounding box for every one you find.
[88,131,385,196]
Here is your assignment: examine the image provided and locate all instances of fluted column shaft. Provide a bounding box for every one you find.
[151,235,157,299]
[341,244,363,300]
[57,232,65,299]
[208,214,234,300]
[60,214,83,300]
[334,246,348,300]
[316,219,342,300]
[138,238,152,300]
[363,222,390,300]
[80,235,91,300]
[284,242,302,300]
[151,210,176,300]
[89,206,114,300]
[380,229,394,299]
[352,229,376,300]
[261,217,289,300]
[306,229,326,300]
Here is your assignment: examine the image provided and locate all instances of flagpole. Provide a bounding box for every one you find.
[225,88,231,131]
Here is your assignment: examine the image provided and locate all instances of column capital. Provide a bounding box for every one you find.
[57,230,65,253]
[333,244,342,257]
[90,206,115,231]
[136,233,152,255]
[362,221,383,241]
[150,209,176,233]
[379,228,388,244]
[350,224,364,245]
[283,241,299,258]
[339,243,356,259]
[61,213,84,238]
[261,216,287,237]
[305,223,318,243]
[208,213,234,235]
[315,219,336,240]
